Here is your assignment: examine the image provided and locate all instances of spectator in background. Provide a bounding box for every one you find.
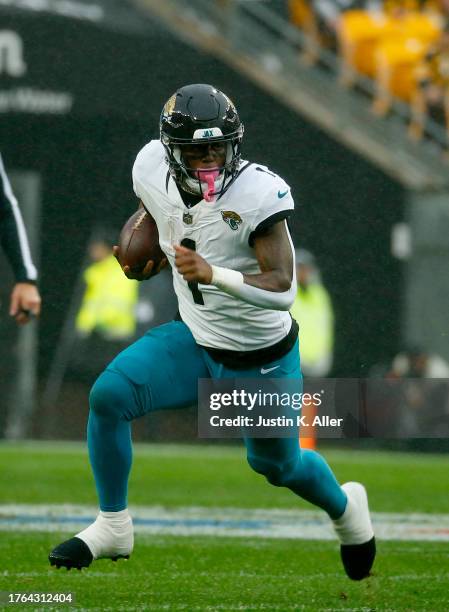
[0,153,41,325]
[314,0,360,46]
[290,249,334,377]
[409,22,449,143]
[386,346,449,436]
[356,345,449,438]
[388,345,449,378]
[288,0,322,63]
[289,0,382,63]
[313,0,381,48]
[76,229,138,342]
[71,229,139,380]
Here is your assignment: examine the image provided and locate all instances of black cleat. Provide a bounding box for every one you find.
[111,555,129,562]
[333,483,376,581]
[49,537,93,570]
[340,536,376,581]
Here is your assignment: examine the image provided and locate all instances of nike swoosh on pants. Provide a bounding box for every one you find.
[260,365,280,374]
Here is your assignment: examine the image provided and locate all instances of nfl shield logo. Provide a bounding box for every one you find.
[183,212,193,225]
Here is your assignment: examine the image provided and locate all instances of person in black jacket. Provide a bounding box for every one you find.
[0,153,41,324]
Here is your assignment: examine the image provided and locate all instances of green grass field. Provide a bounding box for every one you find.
[1,442,449,611]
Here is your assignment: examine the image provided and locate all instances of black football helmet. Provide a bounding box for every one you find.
[160,84,244,199]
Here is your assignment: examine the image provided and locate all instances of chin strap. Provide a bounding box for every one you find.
[195,169,220,202]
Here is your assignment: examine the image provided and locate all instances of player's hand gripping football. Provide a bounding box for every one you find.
[174,245,212,284]
[112,245,167,281]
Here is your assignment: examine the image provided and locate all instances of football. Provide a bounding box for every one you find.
[117,209,165,273]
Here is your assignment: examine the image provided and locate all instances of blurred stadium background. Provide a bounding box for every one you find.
[1,1,449,609]
[1,0,449,443]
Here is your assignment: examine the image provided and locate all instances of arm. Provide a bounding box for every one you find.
[0,154,41,324]
[244,219,294,291]
[174,220,297,311]
[444,87,449,141]
[408,87,427,140]
[408,59,430,140]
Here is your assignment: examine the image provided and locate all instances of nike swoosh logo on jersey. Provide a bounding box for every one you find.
[260,365,280,374]
[278,190,288,198]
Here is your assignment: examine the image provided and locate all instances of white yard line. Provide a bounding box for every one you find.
[1,504,449,541]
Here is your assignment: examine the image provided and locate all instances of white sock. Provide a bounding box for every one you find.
[100,509,131,524]
[333,482,374,545]
[76,509,134,560]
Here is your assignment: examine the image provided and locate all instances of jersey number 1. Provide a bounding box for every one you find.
[180,238,205,305]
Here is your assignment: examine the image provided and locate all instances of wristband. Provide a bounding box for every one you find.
[210,264,296,311]
[211,266,244,291]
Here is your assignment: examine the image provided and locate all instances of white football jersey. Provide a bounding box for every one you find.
[132,140,295,352]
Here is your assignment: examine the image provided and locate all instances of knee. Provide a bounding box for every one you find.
[89,370,135,420]
[247,453,300,488]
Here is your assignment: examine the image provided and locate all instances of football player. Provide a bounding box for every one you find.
[49,84,375,580]
[0,153,41,324]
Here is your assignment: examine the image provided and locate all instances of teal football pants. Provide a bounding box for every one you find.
[87,321,347,518]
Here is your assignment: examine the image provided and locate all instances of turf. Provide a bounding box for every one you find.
[1,534,449,610]
[1,441,449,513]
[1,442,449,610]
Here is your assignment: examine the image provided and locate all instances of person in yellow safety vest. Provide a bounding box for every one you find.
[290,249,334,377]
[76,232,138,341]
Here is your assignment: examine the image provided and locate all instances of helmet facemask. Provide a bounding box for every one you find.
[162,132,243,202]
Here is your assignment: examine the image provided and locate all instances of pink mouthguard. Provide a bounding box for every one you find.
[196,169,220,202]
